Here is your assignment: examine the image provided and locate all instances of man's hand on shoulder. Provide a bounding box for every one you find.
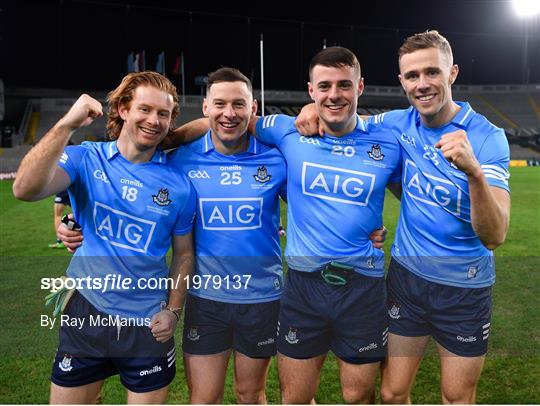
[295,103,324,136]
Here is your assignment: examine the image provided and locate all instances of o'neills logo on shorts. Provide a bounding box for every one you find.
[456,335,477,343]
[358,343,378,353]
[139,365,162,376]
[257,337,275,346]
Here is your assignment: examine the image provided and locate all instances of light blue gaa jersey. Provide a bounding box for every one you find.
[168,132,287,304]
[256,114,402,277]
[58,141,196,319]
[370,102,510,288]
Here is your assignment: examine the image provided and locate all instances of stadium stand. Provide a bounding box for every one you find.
[1,84,538,176]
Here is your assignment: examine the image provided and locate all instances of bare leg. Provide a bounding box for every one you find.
[126,385,169,404]
[233,352,272,404]
[338,358,380,404]
[278,353,326,404]
[183,351,231,404]
[380,334,430,404]
[50,380,104,404]
[437,344,485,404]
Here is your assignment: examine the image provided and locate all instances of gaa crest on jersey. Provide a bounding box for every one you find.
[152,188,172,206]
[59,355,73,372]
[253,166,272,183]
[187,327,200,341]
[368,144,385,161]
[285,328,299,344]
[388,304,401,320]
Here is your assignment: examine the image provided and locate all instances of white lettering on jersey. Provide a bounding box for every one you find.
[403,159,462,216]
[93,202,156,253]
[301,162,375,206]
[200,198,263,230]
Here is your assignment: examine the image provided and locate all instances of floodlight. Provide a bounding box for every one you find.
[513,0,540,17]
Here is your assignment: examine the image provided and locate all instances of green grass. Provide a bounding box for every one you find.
[1,167,539,403]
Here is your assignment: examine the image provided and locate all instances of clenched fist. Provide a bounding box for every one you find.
[435,130,482,177]
[58,94,103,131]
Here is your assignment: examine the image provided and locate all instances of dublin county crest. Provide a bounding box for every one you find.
[253,166,272,183]
[285,328,299,344]
[388,304,401,320]
[368,144,385,161]
[58,354,73,372]
[152,188,172,206]
[187,327,200,341]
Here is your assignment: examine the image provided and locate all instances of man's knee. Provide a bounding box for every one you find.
[342,386,375,404]
[441,385,476,405]
[380,384,410,404]
[235,384,266,404]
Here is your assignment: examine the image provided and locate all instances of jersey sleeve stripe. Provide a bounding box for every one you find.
[481,164,510,177]
[483,169,510,179]
[484,173,509,184]
[263,114,277,128]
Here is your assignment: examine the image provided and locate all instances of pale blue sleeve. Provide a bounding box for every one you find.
[477,127,510,192]
[56,145,87,183]
[255,114,296,149]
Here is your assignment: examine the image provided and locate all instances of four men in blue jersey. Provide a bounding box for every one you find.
[22,29,509,405]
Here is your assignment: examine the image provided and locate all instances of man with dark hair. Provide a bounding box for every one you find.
[250,46,401,404]
[296,30,511,404]
[170,67,287,404]
[14,71,195,404]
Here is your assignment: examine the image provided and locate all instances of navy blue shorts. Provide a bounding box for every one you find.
[182,295,279,358]
[54,190,71,206]
[387,259,492,357]
[51,291,176,392]
[277,269,388,364]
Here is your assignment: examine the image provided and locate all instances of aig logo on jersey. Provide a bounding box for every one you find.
[403,159,462,216]
[199,197,263,230]
[94,202,156,253]
[301,162,375,206]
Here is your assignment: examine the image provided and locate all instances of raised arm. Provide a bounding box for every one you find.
[436,130,510,250]
[12,94,103,201]
[161,118,210,149]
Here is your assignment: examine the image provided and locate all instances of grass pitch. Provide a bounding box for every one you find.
[0,167,538,403]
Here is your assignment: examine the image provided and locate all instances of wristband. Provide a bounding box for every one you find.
[165,306,182,321]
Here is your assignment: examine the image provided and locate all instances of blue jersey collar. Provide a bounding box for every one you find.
[355,114,369,133]
[106,141,166,164]
[414,101,475,129]
[202,131,258,155]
